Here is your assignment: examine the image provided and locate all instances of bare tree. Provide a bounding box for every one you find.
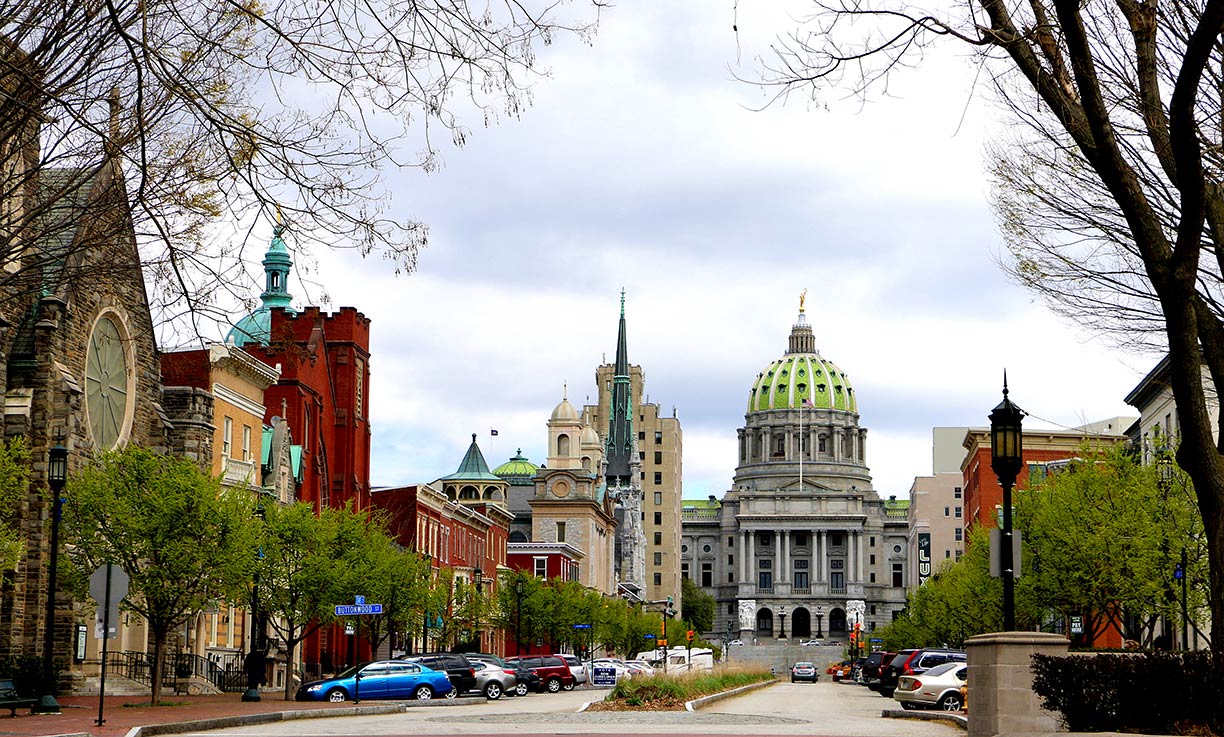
[0,0,598,341]
[751,0,1224,652]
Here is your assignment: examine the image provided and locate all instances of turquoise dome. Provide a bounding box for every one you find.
[226,223,295,347]
[748,313,856,413]
[493,450,538,484]
[227,308,271,347]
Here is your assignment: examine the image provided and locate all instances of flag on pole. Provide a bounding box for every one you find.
[802,399,814,408]
[490,429,499,436]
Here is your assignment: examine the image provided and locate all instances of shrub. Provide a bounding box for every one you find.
[1032,651,1224,735]
[0,654,45,696]
[606,667,773,708]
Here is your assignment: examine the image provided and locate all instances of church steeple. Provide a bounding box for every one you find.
[260,220,295,315]
[606,289,633,484]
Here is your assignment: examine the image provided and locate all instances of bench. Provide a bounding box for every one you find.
[0,679,36,717]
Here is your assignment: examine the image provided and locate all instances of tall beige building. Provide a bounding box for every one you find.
[906,472,966,589]
[584,295,682,607]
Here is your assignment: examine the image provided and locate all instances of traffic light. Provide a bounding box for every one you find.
[686,630,694,642]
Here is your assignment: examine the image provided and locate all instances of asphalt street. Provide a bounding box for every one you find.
[167,681,962,737]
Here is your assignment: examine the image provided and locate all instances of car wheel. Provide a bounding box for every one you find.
[546,677,562,693]
[445,687,459,700]
[484,682,502,700]
[326,688,347,703]
[413,685,433,701]
[514,682,529,697]
[938,693,964,712]
[900,701,916,710]
[562,681,575,691]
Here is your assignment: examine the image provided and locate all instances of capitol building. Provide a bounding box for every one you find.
[681,303,909,642]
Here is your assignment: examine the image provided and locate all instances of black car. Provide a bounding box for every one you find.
[863,650,897,691]
[879,648,966,697]
[402,653,477,697]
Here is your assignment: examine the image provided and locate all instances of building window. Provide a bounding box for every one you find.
[728,536,734,547]
[242,425,251,461]
[653,552,662,565]
[701,562,713,587]
[682,563,690,579]
[655,532,663,545]
[639,451,645,461]
[892,563,903,587]
[702,544,712,553]
[728,603,735,615]
[830,532,844,546]
[818,435,827,452]
[870,572,876,583]
[655,431,663,444]
[728,572,734,583]
[954,486,962,499]
[759,559,772,569]
[222,416,233,458]
[795,559,809,569]
[557,434,570,457]
[759,532,772,546]
[654,512,662,525]
[831,559,844,570]
[728,554,734,565]
[955,506,962,518]
[869,536,875,546]
[869,554,876,565]
[653,572,662,586]
[955,527,963,542]
[831,571,844,591]
[654,451,662,464]
[758,571,772,589]
[556,522,566,543]
[534,557,547,578]
[654,471,662,485]
[355,358,365,418]
[654,491,663,505]
[794,571,809,588]
[946,549,951,559]
[639,431,645,440]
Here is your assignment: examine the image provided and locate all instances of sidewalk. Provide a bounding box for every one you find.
[0,693,371,737]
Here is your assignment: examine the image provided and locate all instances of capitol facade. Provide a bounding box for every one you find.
[681,304,909,642]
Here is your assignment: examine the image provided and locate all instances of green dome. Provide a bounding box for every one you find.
[493,450,538,484]
[227,308,271,347]
[748,313,857,413]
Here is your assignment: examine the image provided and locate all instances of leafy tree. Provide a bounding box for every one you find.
[0,0,599,338]
[760,0,1224,656]
[256,501,352,700]
[1017,447,1207,644]
[0,438,30,572]
[63,446,258,703]
[681,576,715,634]
[354,538,431,658]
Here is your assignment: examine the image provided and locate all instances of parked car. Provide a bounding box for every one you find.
[862,650,897,692]
[624,659,655,675]
[726,639,744,646]
[468,661,518,700]
[591,658,632,679]
[465,653,536,696]
[790,661,819,683]
[800,639,823,647]
[554,653,588,689]
[826,660,853,681]
[505,655,575,693]
[296,660,451,702]
[401,653,478,697]
[894,661,968,711]
[879,648,966,698]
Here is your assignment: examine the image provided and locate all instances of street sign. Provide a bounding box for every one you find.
[1070,615,1083,635]
[344,621,355,635]
[89,565,128,640]
[644,634,656,639]
[591,666,617,687]
[1174,563,1185,580]
[573,623,591,629]
[335,604,384,616]
[870,638,883,643]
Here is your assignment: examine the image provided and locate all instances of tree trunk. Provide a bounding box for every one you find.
[283,638,297,702]
[149,627,167,704]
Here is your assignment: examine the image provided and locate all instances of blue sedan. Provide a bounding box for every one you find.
[296,660,453,702]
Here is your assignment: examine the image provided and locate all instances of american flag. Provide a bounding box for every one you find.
[490,429,499,436]
[802,399,814,408]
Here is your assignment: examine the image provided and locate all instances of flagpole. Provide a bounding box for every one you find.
[799,399,803,491]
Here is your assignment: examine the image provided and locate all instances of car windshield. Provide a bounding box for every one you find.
[923,662,963,677]
[334,662,371,679]
[795,662,813,668]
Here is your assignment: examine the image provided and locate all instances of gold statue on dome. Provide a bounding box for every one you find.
[799,289,808,313]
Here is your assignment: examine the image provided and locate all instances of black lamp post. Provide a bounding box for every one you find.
[815,606,824,638]
[473,566,482,650]
[514,579,524,656]
[989,375,1024,632]
[778,606,787,639]
[242,501,267,702]
[37,443,68,713]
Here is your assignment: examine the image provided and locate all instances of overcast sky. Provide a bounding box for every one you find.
[282,2,1159,499]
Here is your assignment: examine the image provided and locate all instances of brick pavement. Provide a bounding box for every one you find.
[0,693,364,737]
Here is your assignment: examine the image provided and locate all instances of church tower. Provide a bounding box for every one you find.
[602,292,646,597]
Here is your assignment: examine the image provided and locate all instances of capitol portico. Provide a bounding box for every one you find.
[682,302,909,643]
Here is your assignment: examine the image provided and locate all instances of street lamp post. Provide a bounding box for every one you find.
[815,606,824,638]
[778,606,787,639]
[473,566,482,651]
[989,375,1024,632]
[37,443,68,713]
[242,501,267,702]
[514,579,524,656]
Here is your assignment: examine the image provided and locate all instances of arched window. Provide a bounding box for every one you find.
[557,433,571,456]
[581,456,591,471]
[460,485,479,500]
[484,487,504,502]
[756,608,773,634]
[509,530,529,543]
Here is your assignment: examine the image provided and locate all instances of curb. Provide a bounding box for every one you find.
[881,708,968,730]
[120,696,487,737]
[685,678,778,712]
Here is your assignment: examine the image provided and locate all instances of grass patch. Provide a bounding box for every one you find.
[590,667,774,711]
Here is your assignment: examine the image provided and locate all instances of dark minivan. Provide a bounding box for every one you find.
[402,653,477,697]
[505,655,575,693]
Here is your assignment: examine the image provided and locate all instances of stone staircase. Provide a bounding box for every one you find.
[722,641,849,674]
[76,672,149,696]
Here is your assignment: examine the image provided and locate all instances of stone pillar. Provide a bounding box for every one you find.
[966,632,1069,737]
[820,531,829,583]
[857,530,866,583]
[780,531,790,587]
[745,530,754,588]
[833,429,842,461]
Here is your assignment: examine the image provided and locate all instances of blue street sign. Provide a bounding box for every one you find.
[1174,564,1185,580]
[644,634,656,639]
[335,604,383,616]
[573,623,591,629]
[355,595,365,605]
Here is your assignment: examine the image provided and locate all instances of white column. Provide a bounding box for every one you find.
[740,530,748,583]
[745,530,755,587]
[833,429,843,461]
[858,530,866,583]
[781,530,790,587]
[821,530,829,583]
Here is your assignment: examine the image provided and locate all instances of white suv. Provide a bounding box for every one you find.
[554,653,588,688]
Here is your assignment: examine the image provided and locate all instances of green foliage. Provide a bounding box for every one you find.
[607,668,773,706]
[0,654,42,696]
[1032,652,1224,734]
[0,438,30,572]
[681,577,715,633]
[63,446,260,703]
